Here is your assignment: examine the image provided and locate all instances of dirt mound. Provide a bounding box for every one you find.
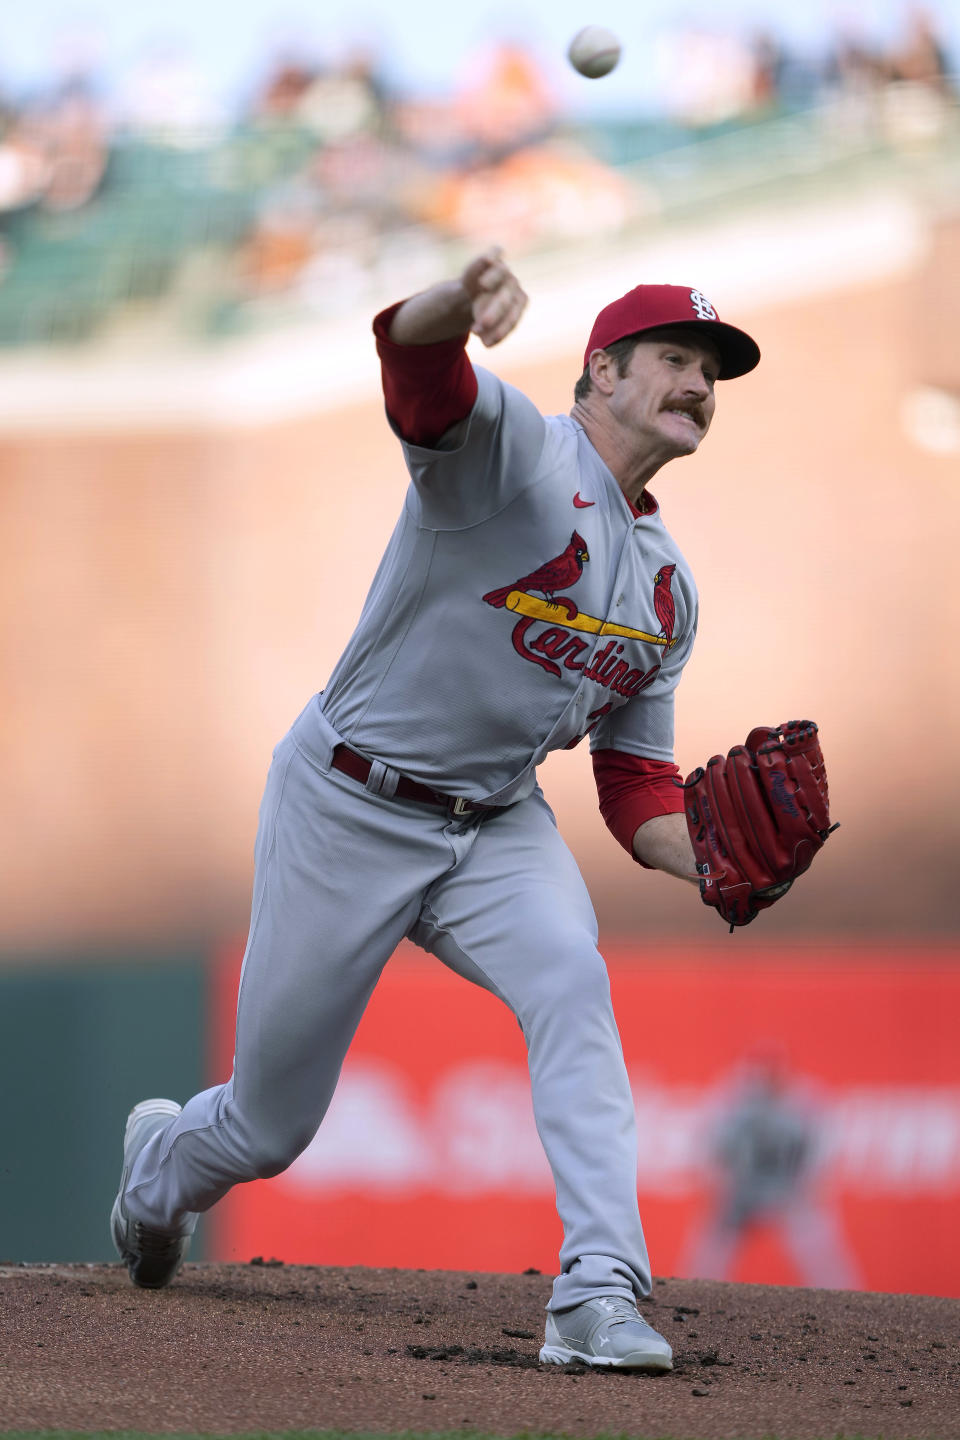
[1,1262,958,1438]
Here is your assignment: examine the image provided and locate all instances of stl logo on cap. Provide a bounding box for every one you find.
[582,283,761,377]
[689,290,718,320]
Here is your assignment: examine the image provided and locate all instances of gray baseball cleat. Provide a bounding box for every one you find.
[110,1098,196,1289]
[540,1295,674,1370]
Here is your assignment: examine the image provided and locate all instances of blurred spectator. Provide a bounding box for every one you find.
[821,25,891,144]
[822,8,957,150]
[882,5,957,149]
[253,47,390,144]
[391,95,471,166]
[28,75,108,212]
[746,30,788,113]
[298,50,390,144]
[420,139,644,250]
[236,197,317,295]
[891,5,956,94]
[655,26,758,127]
[254,59,316,122]
[453,41,557,158]
[0,70,107,217]
[0,109,50,214]
[683,1046,861,1289]
[825,29,891,96]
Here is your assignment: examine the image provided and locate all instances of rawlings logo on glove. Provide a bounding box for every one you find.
[682,720,839,930]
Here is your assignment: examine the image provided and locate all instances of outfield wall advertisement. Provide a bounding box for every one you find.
[209,945,960,1297]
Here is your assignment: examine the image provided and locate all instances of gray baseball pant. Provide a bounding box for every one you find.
[124,699,652,1310]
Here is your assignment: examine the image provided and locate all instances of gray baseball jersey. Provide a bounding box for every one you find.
[321,366,698,802]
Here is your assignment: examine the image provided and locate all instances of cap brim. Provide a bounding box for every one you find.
[583,310,762,379]
[669,319,761,380]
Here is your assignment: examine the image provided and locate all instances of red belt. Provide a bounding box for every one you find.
[331,744,494,817]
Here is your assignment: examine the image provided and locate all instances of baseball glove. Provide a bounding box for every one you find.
[681,720,839,930]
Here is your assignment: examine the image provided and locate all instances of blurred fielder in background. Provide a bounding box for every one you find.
[685,1046,861,1289]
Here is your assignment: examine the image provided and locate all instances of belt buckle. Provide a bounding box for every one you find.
[450,796,472,817]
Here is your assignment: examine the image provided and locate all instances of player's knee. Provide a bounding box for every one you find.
[248,1146,291,1180]
[520,944,613,1030]
[244,1124,314,1179]
[562,957,613,1019]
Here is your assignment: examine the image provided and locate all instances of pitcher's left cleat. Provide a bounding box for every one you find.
[110,1098,196,1289]
[540,1295,674,1370]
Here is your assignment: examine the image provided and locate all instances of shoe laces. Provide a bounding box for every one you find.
[596,1296,644,1326]
[134,1221,182,1257]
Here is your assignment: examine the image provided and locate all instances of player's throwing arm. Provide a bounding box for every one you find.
[388,247,528,348]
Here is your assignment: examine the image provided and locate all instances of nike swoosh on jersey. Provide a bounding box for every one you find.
[573,492,594,508]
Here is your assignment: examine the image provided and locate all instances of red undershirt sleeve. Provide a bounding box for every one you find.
[373,302,479,447]
[592,748,685,868]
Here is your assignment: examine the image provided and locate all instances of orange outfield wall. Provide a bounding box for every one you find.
[208,943,960,1298]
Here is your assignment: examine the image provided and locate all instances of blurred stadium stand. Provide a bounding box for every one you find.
[0,99,956,346]
[0,23,956,347]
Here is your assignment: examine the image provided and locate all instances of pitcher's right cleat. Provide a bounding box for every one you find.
[110,1099,196,1289]
[540,1295,674,1371]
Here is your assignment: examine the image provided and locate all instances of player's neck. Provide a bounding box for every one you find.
[572,404,670,508]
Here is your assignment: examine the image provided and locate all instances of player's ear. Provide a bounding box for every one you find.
[588,348,618,396]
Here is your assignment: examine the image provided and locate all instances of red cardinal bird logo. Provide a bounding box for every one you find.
[483,531,590,616]
[652,563,677,648]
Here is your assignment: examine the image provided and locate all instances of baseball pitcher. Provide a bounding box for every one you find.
[111,249,836,1370]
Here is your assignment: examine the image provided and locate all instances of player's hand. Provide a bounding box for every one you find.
[460,248,528,347]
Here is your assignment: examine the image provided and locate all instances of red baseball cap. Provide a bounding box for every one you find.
[583,285,760,379]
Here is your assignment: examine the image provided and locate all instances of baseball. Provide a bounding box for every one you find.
[567,25,622,79]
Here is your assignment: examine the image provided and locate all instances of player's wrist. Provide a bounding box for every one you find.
[388,281,474,346]
[631,813,698,880]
